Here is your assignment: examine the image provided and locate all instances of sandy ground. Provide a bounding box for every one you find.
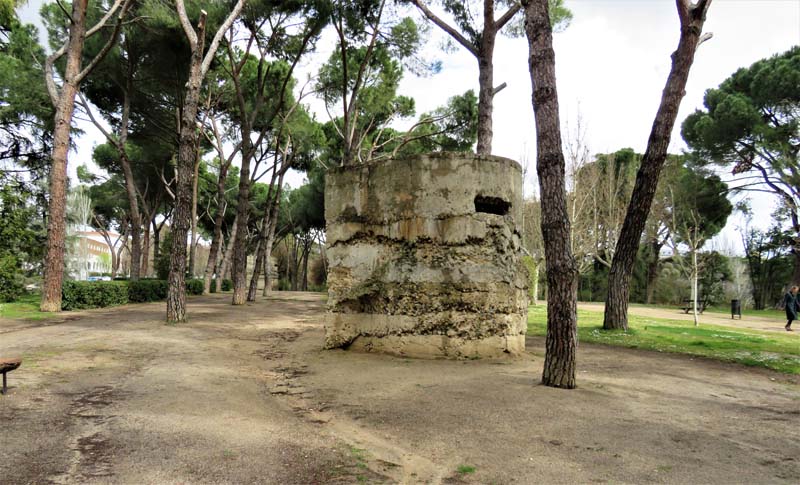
[1,293,799,484]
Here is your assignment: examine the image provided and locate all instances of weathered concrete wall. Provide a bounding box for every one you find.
[324,152,528,358]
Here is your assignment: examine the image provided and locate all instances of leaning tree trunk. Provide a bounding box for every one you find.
[202,165,229,294]
[603,0,712,331]
[119,150,142,281]
[217,214,238,293]
[524,0,579,389]
[246,236,264,301]
[167,14,206,323]
[40,0,89,312]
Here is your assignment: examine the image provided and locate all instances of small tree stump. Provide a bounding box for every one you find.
[0,357,22,395]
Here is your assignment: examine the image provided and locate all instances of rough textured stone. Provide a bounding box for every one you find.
[324,152,528,358]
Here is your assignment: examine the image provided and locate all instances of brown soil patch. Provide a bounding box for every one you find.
[1,292,799,484]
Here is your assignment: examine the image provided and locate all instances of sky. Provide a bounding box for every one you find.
[18,0,800,253]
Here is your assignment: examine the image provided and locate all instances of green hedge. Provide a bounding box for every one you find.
[62,278,207,310]
[62,281,129,310]
[186,279,203,295]
[128,279,169,303]
[207,278,232,293]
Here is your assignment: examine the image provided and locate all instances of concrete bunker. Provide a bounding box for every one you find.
[324,152,528,358]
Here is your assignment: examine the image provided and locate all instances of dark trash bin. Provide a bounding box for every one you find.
[731,299,742,319]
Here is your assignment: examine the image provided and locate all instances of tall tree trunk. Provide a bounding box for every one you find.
[262,246,272,295]
[217,214,238,293]
[475,2,496,155]
[215,241,226,293]
[645,239,663,304]
[40,0,89,312]
[290,239,299,291]
[603,0,712,330]
[249,169,286,300]
[301,241,310,291]
[117,68,141,281]
[230,153,251,305]
[189,146,201,277]
[167,12,206,323]
[261,216,280,296]
[691,247,699,326]
[140,223,150,277]
[524,0,579,389]
[531,260,540,305]
[152,217,161,263]
[202,166,229,294]
[246,232,264,301]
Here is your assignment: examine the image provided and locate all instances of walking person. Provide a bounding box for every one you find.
[784,286,799,331]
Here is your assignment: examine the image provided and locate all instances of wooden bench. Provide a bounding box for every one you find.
[0,357,21,395]
[682,299,708,314]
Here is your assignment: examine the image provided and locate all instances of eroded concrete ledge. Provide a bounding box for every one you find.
[324,152,528,359]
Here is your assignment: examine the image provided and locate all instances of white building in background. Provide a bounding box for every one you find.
[68,230,121,279]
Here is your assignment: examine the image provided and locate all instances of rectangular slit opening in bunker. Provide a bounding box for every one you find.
[474,195,510,216]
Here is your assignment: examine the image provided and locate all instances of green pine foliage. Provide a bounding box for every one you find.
[0,254,23,302]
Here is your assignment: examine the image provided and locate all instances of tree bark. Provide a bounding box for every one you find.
[140,223,150,277]
[523,0,579,389]
[410,0,520,156]
[152,217,161,263]
[217,214,238,293]
[188,145,201,278]
[167,10,206,323]
[476,1,496,155]
[261,210,281,296]
[691,247,699,326]
[202,162,230,294]
[603,0,712,330]
[301,240,310,291]
[230,150,252,305]
[645,239,663,304]
[246,232,264,301]
[40,0,90,312]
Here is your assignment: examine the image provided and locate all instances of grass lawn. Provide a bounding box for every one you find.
[0,292,48,321]
[624,302,786,320]
[528,305,800,374]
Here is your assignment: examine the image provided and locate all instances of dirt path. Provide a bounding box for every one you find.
[578,301,794,333]
[2,293,799,484]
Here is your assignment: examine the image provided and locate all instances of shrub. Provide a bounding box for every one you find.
[0,254,23,303]
[277,278,291,291]
[186,279,204,295]
[308,283,327,293]
[222,279,233,292]
[62,281,129,310]
[128,279,169,303]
